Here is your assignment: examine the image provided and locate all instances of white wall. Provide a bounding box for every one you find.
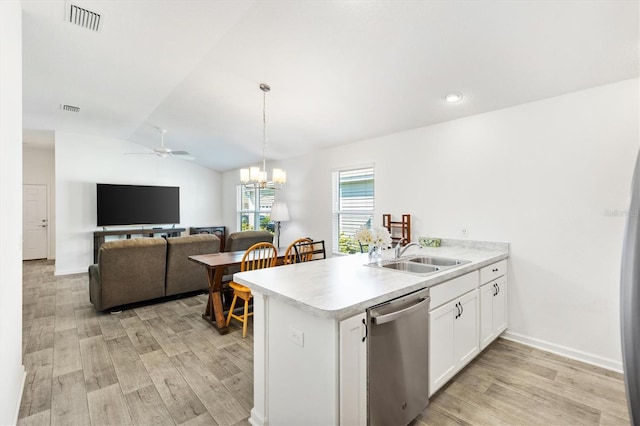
[0,1,26,423]
[224,78,639,370]
[55,131,223,275]
[23,146,56,259]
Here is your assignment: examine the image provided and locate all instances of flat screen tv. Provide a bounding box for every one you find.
[96,184,180,227]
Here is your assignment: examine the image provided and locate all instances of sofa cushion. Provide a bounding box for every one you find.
[92,237,167,311]
[165,234,220,296]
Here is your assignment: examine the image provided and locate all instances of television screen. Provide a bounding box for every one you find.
[96,184,180,226]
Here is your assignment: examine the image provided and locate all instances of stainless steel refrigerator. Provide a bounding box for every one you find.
[621,149,640,425]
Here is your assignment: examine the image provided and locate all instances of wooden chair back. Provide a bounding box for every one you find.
[294,240,327,262]
[284,238,313,264]
[240,242,278,272]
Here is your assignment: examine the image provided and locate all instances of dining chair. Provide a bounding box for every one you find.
[225,242,278,338]
[283,237,313,264]
[293,240,327,262]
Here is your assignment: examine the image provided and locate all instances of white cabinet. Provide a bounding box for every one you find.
[429,283,479,396]
[480,259,507,284]
[480,277,507,349]
[339,313,367,426]
[479,261,508,350]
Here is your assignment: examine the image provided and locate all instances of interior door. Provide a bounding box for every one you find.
[23,184,48,260]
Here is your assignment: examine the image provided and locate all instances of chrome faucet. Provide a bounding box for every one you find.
[395,241,421,259]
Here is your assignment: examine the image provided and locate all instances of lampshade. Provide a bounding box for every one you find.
[270,202,290,222]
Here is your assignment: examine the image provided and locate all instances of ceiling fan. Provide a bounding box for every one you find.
[125,128,194,160]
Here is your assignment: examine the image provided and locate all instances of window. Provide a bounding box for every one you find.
[332,166,374,254]
[237,186,275,232]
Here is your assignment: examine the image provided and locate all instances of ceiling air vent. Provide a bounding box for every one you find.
[68,4,101,32]
[61,104,80,113]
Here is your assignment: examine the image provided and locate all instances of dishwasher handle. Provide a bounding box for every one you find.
[371,296,430,325]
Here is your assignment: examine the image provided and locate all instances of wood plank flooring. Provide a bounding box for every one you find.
[20,260,253,426]
[19,260,630,425]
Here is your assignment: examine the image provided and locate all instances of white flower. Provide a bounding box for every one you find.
[354,226,373,244]
[355,225,391,248]
[371,225,392,248]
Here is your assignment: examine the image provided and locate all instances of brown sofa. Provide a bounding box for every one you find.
[225,230,275,252]
[166,234,220,296]
[223,230,274,280]
[89,234,220,311]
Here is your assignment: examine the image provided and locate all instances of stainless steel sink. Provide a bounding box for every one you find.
[381,262,440,274]
[406,256,470,267]
[368,255,470,276]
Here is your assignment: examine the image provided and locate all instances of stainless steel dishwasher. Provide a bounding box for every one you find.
[367,287,430,426]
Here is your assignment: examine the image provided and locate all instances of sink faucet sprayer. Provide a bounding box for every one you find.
[394,241,421,259]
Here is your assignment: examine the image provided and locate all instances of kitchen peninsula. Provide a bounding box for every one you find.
[234,240,509,425]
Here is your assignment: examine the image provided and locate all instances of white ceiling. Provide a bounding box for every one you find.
[21,0,639,171]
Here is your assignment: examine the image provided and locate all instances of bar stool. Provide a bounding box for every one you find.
[225,242,278,338]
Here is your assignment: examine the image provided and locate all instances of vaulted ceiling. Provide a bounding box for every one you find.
[21,0,639,171]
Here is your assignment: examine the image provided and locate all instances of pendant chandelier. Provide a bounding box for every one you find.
[240,83,287,189]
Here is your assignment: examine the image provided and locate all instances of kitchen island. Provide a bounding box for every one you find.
[234,240,509,425]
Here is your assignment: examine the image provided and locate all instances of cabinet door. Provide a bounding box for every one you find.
[480,282,497,349]
[455,289,479,367]
[429,301,456,396]
[339,313,367,426]
[493,278,507,335]
[480,278,508,350]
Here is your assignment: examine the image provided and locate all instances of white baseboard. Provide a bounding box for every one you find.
[12,368,26,426]
[502,331,623,373]
[249,408,266,426]
[54,268,88,276]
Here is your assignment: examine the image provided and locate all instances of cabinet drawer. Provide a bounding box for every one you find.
[480,259,507,284]
[430,271,479,310]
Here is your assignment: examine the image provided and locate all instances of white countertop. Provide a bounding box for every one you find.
[234,240,509,320]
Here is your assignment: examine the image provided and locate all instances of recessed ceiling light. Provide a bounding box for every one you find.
[445,92,463,103]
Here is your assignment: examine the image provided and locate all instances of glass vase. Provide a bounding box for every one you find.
[368,244,382,260]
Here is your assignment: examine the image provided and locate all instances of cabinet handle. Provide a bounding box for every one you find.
[454,302,460,319]
[493,283,497,296]
[362,318,368,342]
[492,268,499,272]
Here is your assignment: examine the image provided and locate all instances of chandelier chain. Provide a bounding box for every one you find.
[262,87,267,173]
[240,82,285,189]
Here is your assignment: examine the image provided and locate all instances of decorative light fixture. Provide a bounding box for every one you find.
[270,201,290,247]
[240,83,287,189]
[445,91,463,103]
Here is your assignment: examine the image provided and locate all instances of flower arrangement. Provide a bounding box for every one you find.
[354,225,392,257]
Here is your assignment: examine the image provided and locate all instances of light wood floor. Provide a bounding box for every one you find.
[18,260,630,425]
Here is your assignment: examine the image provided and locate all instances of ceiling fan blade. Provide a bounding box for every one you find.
[175,155,195,161]
[170,150,191,156]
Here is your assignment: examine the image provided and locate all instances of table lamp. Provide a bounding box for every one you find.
[270,202,290,248]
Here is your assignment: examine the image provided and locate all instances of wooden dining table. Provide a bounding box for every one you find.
[189,250,285,334]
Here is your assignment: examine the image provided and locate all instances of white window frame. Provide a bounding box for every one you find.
[236,185,276,233]
[332,165,375,255]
